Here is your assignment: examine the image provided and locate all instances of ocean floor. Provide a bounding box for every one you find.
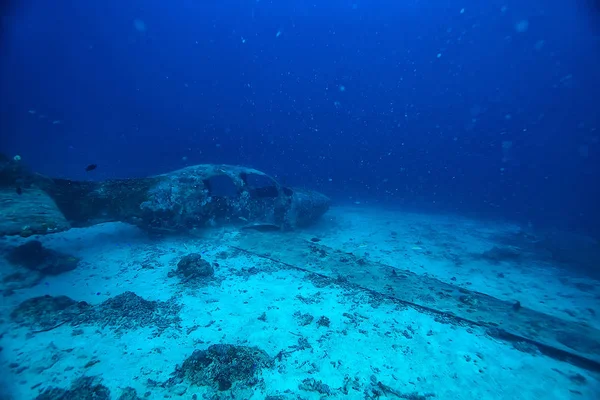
[0,205,599,400]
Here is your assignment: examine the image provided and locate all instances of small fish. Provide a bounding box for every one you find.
[16,186,22,195]
[85,164,97,172]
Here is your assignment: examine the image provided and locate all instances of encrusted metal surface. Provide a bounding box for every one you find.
[0,158,330,235]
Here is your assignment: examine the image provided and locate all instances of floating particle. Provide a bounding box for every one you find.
[515,20,529,33]
[534,40,545,51]
[133,19,147,32]
[276,30,281,37]
[437,53,442,58]
[339,85,345,92]
[28,109,36,114]
[52,120,61,125]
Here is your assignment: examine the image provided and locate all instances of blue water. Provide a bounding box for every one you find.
[2,0,599,236]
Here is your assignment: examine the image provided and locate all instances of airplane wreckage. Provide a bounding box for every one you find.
[0,154,330,236]
[2,154,600,374]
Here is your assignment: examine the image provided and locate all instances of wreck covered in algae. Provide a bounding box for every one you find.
[0,155,330,236]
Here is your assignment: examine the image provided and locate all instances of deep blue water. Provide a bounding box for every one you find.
[1,0,599,236]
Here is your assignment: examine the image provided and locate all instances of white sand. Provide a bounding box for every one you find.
[0,206,598,399]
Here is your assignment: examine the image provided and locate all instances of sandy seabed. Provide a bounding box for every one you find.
[1,206,599,400]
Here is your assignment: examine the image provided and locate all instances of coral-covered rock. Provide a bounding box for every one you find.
[169,253,214,281]
[6,240,79,275]
[172,344,273,391]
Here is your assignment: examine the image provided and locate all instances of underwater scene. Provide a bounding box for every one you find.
[1,1,599,399]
